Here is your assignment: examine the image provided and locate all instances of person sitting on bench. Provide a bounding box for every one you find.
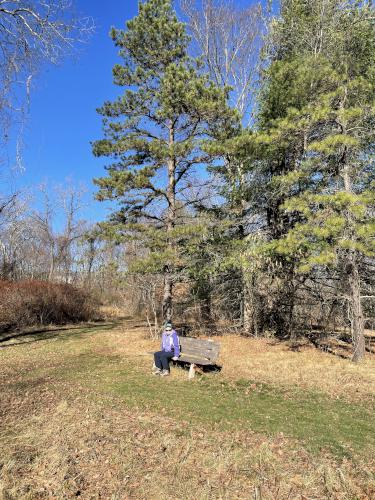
[153,322,180,376]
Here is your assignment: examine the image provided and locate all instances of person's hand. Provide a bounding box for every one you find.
[172,356,179,361]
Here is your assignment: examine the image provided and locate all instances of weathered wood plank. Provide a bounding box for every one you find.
[178,337,220,363]
[180,343,220,353]
[180,338,219,348]
[180,347,219,359]
[180,346,218,356]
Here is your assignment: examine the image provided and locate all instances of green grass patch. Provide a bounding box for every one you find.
[2,328,374,460]
[59,355,375,459]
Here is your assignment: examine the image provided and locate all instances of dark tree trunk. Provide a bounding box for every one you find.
[197,279,212,324]
[243,273,261,336]
[163,272,173,322]
[343,163,365,362]
[272,268,296,339]
[200,295,212,324]
[348,255,365,362]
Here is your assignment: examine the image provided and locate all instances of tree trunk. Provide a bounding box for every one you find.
[197,278,212,324]
[242,273,259,336]
[85,238,96,289]
[349,255,365,362]
[237,165,255,335]
[162,273,173,322]
[201,295,212,324]
[163,120,176,322]
[342,164,365,362]
[48,245,55,281]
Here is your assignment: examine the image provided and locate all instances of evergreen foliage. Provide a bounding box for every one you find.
[235,0,375,359]
[92,0,237,320]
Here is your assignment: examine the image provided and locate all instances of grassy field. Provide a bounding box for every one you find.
[1,319,374,499]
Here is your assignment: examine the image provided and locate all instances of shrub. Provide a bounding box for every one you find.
[0,280,100,332]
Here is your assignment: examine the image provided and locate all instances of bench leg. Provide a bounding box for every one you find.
[188,363,196,379]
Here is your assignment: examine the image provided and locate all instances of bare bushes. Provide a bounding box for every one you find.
[0,280,99,332]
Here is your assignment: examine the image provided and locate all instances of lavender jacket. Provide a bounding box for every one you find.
[161,330,180,357]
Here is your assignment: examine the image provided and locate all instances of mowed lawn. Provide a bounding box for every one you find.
[1,320,374,499]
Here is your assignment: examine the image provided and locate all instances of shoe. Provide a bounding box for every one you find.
[160,370,170,377]
[152,364,162,375]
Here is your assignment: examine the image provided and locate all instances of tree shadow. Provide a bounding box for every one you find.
[0,322,118,348]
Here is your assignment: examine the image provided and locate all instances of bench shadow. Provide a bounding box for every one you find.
[172,359,222,374]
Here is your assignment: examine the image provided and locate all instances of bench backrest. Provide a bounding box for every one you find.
[179,337,220,362]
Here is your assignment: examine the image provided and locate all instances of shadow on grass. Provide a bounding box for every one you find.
[172,359,222,374]
[0,322,118,348]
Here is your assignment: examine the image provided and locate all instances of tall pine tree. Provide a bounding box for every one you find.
[93,0,235,321]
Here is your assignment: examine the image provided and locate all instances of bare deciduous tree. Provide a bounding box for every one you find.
[31,182,87,282]
[0,191,29,279]
[0,0,94,163]
[180,0,264,121]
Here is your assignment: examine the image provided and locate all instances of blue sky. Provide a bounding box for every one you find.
[11,1,140,223]
[8,0,267,224]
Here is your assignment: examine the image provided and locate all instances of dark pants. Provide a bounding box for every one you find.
[154,350,174,371]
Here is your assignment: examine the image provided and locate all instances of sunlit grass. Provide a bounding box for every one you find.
[1,320,374,499]
[63,356,374,458]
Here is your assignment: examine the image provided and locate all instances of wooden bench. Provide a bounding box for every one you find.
[174,337,221,378]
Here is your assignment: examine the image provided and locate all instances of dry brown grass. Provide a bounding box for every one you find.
[1,379,374,499]
[112,320,375,403]
[100,305,128,320]
[217,335,375,403]
[1,319,374,499]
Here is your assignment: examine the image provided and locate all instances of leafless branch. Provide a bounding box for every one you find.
[180,0,265,122]
[0,0,94,165]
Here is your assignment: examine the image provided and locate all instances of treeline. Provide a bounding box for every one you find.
[0,184,167,326]
[93,0,374,362]
[0,184,127,293]
[0,185,116,330]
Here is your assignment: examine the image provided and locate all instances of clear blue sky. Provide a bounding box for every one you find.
[12,1,140,223]
[9,0,268,224]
